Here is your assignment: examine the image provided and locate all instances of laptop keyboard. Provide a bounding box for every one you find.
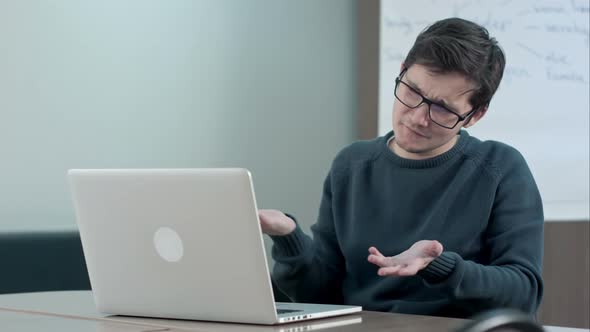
[276,308,304,314]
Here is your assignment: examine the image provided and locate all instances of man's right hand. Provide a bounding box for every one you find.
[258,209,296,236]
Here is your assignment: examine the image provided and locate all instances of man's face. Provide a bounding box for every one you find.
[391,64,482,159]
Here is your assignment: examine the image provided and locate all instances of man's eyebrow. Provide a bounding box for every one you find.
[405,77,456,111]
[405,77,423,93]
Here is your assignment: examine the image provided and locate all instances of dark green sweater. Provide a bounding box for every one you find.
[271,130,544,318]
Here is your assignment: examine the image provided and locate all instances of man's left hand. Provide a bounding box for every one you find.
[367,240,443,277]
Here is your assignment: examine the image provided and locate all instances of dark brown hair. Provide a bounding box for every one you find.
[404,18,506,111]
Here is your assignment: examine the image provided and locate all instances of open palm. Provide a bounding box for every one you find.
[367,240,443,277]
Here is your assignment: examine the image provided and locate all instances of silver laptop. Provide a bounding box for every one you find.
[68,168,361,325]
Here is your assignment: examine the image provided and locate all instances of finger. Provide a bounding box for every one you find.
[367,254,393,267]
[429,240,443,257]
[377,265,403,276]
[368,246,384,257]
[416,240,443,258]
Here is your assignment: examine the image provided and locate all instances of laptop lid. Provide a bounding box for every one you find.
[68,168,279,324]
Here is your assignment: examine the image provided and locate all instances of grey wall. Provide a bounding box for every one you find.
[0,0,357,254]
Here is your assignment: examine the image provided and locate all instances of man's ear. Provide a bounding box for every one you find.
[463,107,488,128]
[399,62,405,74]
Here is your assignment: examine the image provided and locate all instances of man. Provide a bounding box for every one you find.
[259,18,543,318]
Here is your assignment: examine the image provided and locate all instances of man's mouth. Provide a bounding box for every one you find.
[404,124,429,138]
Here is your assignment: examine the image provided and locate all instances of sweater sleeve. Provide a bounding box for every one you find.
[417,150,544,314]
[270,171,346,304]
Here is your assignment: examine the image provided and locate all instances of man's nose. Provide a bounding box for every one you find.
[408,103,430,127]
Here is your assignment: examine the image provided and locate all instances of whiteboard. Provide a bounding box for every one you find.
[379,0,589,221]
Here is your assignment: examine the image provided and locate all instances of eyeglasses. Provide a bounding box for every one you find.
[394,69,477,129]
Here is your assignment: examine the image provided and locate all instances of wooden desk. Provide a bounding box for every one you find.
[0,309,158,332]
[0,291,587,332]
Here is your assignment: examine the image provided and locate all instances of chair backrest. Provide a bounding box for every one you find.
[0,230,91,294]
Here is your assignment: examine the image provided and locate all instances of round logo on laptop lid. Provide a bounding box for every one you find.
[153,227,184,262]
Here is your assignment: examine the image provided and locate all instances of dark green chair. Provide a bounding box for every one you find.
[0,230,91,294]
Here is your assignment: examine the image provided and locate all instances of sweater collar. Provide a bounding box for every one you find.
[381,130,470,169]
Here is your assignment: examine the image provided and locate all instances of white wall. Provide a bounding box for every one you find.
[0,0,357,251]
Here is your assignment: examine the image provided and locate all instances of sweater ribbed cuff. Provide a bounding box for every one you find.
[417,251,457,283]
[269,225,308,257]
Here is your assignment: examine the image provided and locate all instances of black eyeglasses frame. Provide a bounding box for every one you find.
[394,69,478,130]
